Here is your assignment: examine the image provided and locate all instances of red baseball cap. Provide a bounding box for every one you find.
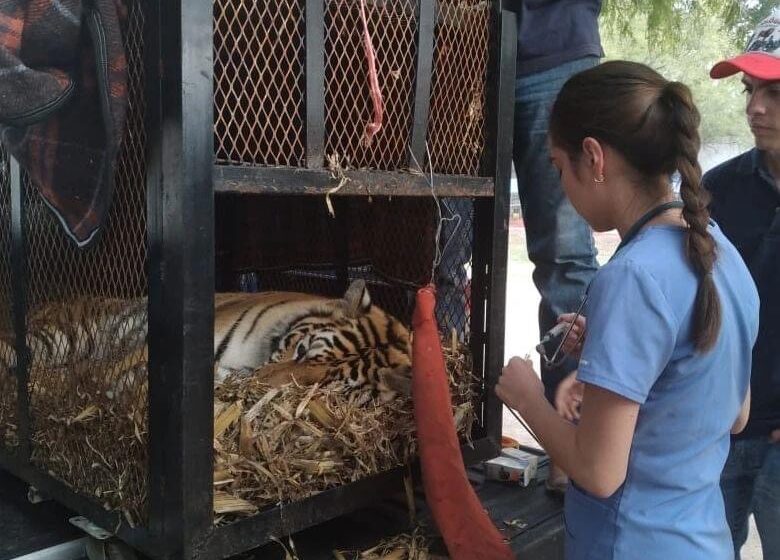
[711,10,780,80]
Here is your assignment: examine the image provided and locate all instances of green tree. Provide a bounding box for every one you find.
[601,6,767,150]
[602,0,777,51]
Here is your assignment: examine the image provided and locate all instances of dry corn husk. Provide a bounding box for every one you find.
[214,491,258,515]
[7,355,151,527]
[212,335,477,523]
[6,334,475,529]
[334,528,436,559]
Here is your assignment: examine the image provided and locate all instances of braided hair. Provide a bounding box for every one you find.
[549,61,721,351]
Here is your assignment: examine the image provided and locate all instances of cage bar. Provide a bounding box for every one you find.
[0,2,517,558]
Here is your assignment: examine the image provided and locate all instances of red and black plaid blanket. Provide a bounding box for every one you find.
[0,0,127,247]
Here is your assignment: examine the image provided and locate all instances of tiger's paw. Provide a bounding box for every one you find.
[376,364,412,402]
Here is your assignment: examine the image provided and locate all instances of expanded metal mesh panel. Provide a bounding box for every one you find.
[0,148,16,449]
[433,198,473,342]
[23,1,149,526]
[220,195,472,336]
[214,0,306,166]
[216,196,437,285]
[242,265,417,324]
[213,0,493,176]
[324,0,418,170]
[427,0,490,176]
[343,265,417,323]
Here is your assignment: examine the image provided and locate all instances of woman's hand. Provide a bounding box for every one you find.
[555,372,584,422]
[557,313,587,358]
[495,356,544,413]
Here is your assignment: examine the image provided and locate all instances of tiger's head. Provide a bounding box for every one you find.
[269,279,412,401]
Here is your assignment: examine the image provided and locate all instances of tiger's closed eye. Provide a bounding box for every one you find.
[294,335,311,362]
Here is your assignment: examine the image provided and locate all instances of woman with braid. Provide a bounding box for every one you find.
[495,61,759,559]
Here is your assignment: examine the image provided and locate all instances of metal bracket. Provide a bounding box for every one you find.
[69,516,114,540]
[27,485,48,504]
[84,538,138,560]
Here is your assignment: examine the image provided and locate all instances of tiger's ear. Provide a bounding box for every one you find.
[377,364,412,400]
[343,279,371,318]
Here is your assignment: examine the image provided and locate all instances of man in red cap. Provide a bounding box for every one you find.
[706,9,780,560]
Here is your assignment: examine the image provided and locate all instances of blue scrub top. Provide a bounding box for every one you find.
[567,224,759,560]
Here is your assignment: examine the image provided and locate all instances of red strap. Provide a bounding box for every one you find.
[412,285,515,560]
[358,0,383,145]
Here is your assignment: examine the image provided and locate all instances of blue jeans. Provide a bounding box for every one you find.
[721,438,780,560]
[514,57,599,401]
[434,198,473,340]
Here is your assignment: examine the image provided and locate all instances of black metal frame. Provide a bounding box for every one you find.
[10,158,31,462]
[214,166,495,197]
[0,2,517,559]
[146,1,216,557]
[305,0,326,169]
[478,2,517,448]
[408,0,436,169]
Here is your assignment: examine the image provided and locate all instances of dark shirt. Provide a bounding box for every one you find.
[703,149,780,439]
[506,0,603,76]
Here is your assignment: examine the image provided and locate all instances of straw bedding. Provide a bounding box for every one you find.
[6,334,475,527]
[212,335,476,523]
[333,530,440,560]
[268,528,439,560]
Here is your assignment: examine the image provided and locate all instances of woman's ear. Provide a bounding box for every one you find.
[582,137,606,183]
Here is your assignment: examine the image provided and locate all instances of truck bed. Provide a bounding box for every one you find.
[0,467,564,560]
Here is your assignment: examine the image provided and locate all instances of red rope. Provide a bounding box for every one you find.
[359,0,383,146]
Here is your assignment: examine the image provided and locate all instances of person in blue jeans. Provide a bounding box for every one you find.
[706,10,780,559]
[434,198,473,342]
[436,3,602,388]
[496,61,758,559]
[511,0,602,490]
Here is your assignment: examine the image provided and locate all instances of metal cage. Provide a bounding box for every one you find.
[0,1,517,558]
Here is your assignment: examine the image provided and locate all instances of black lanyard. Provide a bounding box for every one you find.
[572,200,686,310]
[536,200,685,367]
[542,201,688,374]
[612,200,686,258]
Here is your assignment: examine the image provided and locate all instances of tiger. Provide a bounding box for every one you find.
[214,279,412,400]
[0,280,412,402]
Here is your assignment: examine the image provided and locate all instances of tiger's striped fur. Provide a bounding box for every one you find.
[0,280,412,401]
